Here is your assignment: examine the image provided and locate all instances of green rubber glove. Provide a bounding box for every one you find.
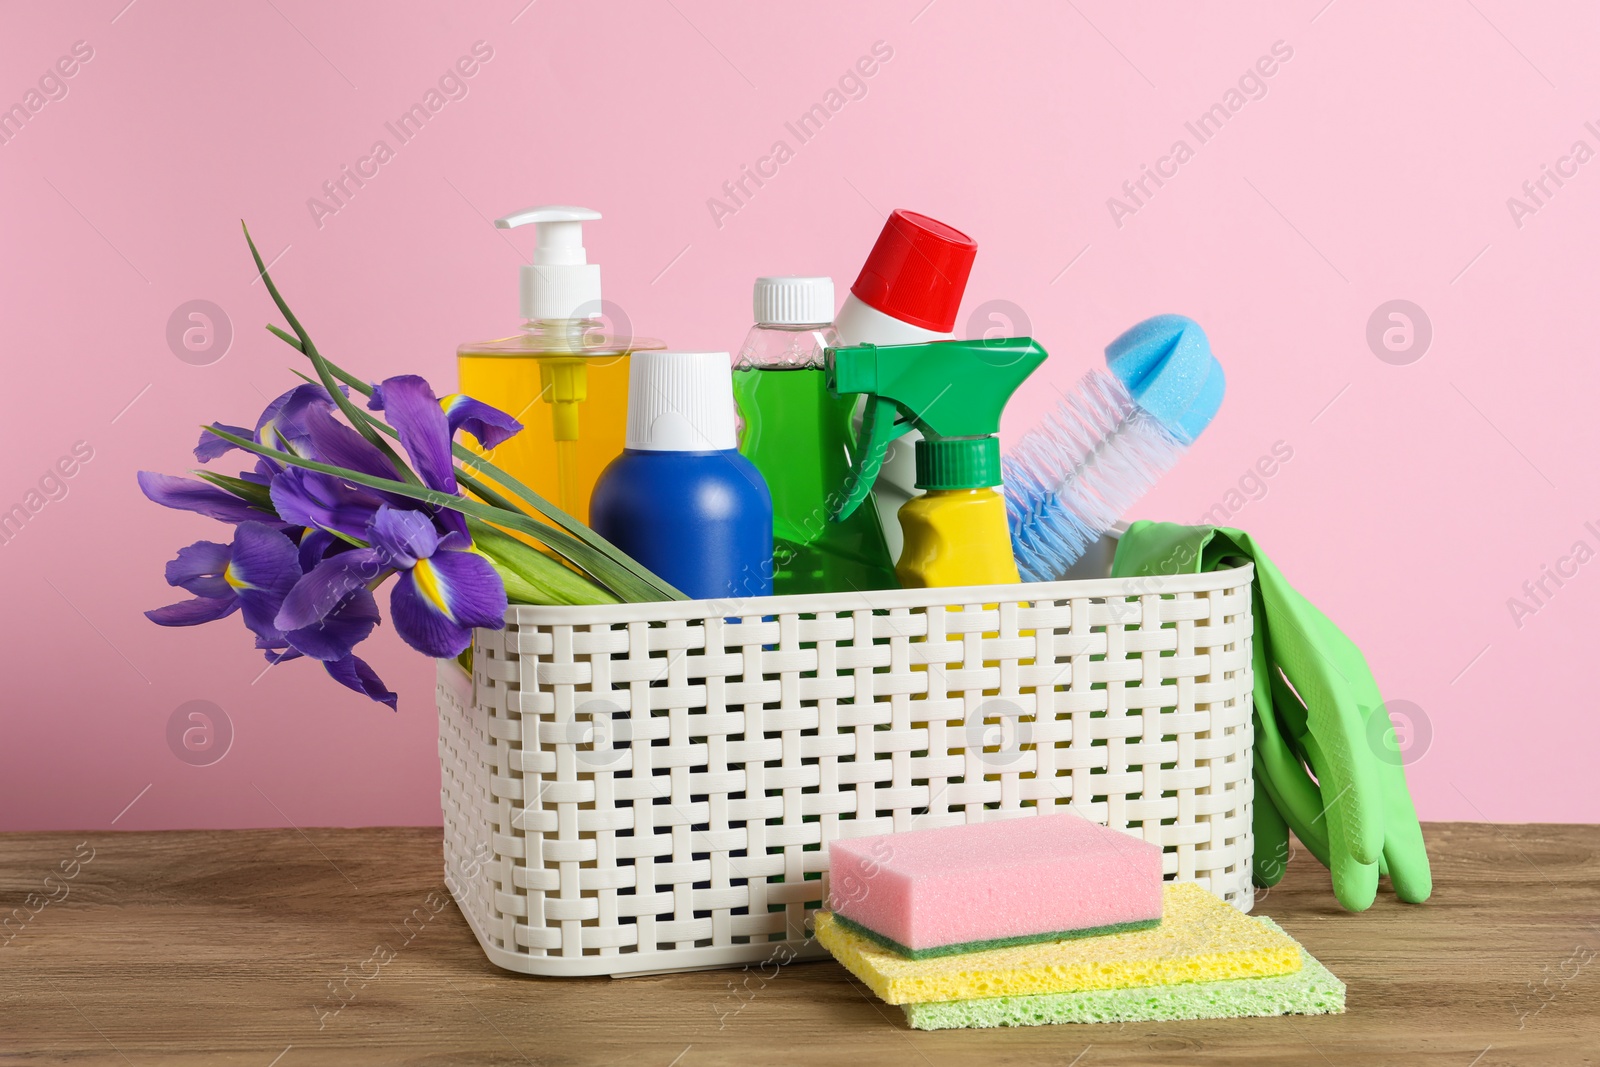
[1112,521,1431,911]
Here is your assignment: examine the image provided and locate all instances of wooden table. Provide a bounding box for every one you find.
[1,823,1595,1065]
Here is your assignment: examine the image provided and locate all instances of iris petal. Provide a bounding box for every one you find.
[442,393,522,450]
[324,654,398,710]
[388,547,507,657]
[389,573,473,657]
[296,528,337,574]
[194,423,254,463]
[145,596,240,626]
[436,506,470,543]
[270,468,388,539]
[228,522,303,644]
[138,471,276,525]
[253,385,309,433]
[299,403,398,481]
[365,506,440,569]
[276,547,384,631]
[164,540,232,598]
[259,384,338,454]
[425,549,508,629]
[375,375,457,495]
[285,587,380,662]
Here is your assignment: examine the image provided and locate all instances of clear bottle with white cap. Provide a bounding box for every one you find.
[456,205,664,523]
[731,276,896,594]
[590,351,773,601]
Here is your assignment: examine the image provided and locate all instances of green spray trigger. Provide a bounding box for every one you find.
[834,392,913,521]
[826,337,1048,521]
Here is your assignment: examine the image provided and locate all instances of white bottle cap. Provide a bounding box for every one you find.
[625,351,738,452]
[753,276,834,326]
[495,205,603,320]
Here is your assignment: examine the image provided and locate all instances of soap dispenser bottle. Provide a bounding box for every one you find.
[456,205,664,523]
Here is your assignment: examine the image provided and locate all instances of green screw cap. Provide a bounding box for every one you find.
[915,437,1001,490]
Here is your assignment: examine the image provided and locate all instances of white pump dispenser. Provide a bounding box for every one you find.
[495,205,602,321]
[460,204,664,524]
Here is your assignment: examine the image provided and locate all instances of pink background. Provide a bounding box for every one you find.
[2,1,1594,832]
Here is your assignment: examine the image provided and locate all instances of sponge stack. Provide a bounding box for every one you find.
[817,813,1344,1030]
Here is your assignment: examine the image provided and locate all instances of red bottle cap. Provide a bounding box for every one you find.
[850,209,978,334]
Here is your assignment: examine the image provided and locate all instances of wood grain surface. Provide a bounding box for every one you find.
[0,822,1595,1065]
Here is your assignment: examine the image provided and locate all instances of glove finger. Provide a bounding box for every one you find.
[1243,594,1330,875]
[1323,776,1379,912]
[1273,629,1384,865]
[1254,746,1330,865]
[1377,754,1432,903]
[1253,786,1291,887]
[1383,827,1431,903]
[1358,695,1433,902]
[1253,666,1331,863]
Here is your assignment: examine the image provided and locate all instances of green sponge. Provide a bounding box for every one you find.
[831,912,1163,961]
[900,919,1344,1030]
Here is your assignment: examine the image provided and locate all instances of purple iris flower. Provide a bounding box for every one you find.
[141,371,521,708]
[278,506,507,659]
[146,522,396,708]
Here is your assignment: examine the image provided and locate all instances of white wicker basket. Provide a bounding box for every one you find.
[436,565,1256,977]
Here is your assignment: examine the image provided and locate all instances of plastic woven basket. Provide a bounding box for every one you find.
[436,565,1256,977]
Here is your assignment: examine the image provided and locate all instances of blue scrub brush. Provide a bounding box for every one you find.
[1004,314,1224,583]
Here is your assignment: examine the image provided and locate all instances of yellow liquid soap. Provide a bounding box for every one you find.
[457,325,662,524]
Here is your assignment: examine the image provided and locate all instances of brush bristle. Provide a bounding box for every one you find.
[1004,368,1186,582]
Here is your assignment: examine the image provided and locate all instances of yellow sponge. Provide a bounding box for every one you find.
[814,882,1300,1005]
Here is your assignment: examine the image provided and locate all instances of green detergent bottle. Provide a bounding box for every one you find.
[732,277,897,594]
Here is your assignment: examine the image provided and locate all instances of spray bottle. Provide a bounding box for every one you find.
[828,337,1047,588]
[833,210,978,562]
[456,205,664,523]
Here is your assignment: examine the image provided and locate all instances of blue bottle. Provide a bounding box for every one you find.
[590,350,774,601]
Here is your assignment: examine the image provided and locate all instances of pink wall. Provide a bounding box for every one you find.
[2,1,1594,831]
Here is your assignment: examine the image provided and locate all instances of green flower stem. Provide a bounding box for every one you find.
[244,223,422,488]
[468,518,619,606]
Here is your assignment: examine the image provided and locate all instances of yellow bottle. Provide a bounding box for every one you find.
[456,206,662,524]
[895,488,1021,588]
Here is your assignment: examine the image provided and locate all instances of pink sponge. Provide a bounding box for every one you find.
[827,812,1164,959]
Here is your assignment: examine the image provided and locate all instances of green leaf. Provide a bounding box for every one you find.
[457,465,611,589]
[484,557,547,605]
[468,518,619,606]
[242,223,422,488]
[193,469,275,510]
